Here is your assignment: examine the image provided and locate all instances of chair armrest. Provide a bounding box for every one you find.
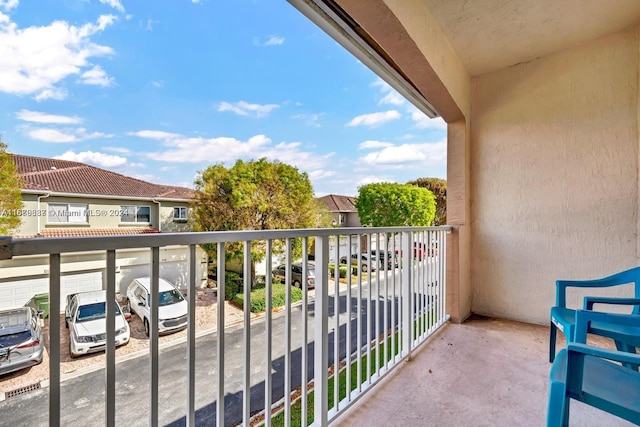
[567,342,640,366]
[584,297,640,310]
[574,309,640,343]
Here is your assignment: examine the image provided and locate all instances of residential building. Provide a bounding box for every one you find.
[0,154,208,311]
[317,194,360,227]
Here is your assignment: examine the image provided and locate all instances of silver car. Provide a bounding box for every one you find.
[0,307,45,376]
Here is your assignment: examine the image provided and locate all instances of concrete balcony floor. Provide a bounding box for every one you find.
[334,315,635,427]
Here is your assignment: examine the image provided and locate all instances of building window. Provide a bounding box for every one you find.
[47,203,88,223]
[339,213,346,224]
[173,207,188,221]
[120,205,150,223]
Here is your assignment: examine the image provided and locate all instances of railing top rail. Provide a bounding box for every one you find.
[1,226,451,258]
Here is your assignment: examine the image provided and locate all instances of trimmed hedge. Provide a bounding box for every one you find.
[232,283,303,313]
[328,263,351,278]
[223,271,243,300]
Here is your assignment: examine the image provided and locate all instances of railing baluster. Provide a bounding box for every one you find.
[106,249,116,427]
[314,235,329,427]
[374,233,380,375]
[300,237,308,426]
[382,232,388,370]
[390,233,396,363]
[150,247,160,427]
[243,241,251,427]
[333,231,340,413]
[365,234,371,386]
[285,238,292,427]
[216,242,226,427]
[401,232,412,360]
[345,234,352,402]
[355,234,362,394]
[187,244,197,427]
[265,239,273,427]
[49,253,61,427]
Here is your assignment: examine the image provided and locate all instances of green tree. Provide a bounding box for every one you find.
[0,140,23,235]
[355,182,435,227]
[407,177,447,225]
[192,158,321,264]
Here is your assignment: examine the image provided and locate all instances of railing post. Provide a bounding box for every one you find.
[314,235,329,426]
[401,232,413,361]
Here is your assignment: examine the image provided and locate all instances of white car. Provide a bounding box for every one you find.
[65,291,130,358]
[126,277,188,336]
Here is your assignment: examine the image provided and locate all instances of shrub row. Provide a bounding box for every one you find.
[232,283,303,313]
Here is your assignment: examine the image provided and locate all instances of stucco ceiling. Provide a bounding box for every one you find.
[423,0,640,76]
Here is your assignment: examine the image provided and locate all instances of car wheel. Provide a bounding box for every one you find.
[65,318,68,328]
[340,259,347,264]
[144,318,150,337]
[69,341,78,359]
[293,280,301,288]
[361,264,368,272]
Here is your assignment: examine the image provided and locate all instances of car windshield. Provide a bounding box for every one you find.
[0,331,31,347]
[158,289,184,307]
[76,302,121,322]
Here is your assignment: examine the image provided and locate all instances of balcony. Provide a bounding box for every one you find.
[0,227,629,426]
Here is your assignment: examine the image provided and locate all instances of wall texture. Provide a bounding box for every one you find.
[470,27,640,324]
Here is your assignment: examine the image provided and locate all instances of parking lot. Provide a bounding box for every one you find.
[0,287,249,396]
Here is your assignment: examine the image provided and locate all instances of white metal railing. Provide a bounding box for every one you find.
[0,226,450,427]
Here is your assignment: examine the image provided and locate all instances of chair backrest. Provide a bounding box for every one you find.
[556,266,640,314]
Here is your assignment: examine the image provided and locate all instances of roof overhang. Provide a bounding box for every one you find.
[21,189,192,203]
[288,0,439,119]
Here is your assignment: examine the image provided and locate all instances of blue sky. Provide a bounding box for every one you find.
[0,0,446,197]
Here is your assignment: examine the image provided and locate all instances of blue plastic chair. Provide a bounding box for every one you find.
[549,266,640,362]
[547,310,640,426]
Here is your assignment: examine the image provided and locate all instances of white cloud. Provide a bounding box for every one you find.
[128,130,181,139]
[356,176,389,190]
[0,0,18,12]
[359,140,447,167]
[0,13,116,98]
[35,87,68,101]
[151,80,164,88]
[409,106,447,130]
[372,78,405,106]
[54,150,127,167]
[80,65,114,86]
[254,35,285,47]
[99,0,124,12]
[16,109,82,124]
[358,140,393,150]
[104,146,131,154]
[217,101,279,118]
[134,130,335,172]
[28,128,77,143]
[346,110,401,127]
[308,169,336,180]
[264,35,284,46]
[292,113,322,127]
[27,126,111,143]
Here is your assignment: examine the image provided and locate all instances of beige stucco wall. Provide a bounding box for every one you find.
[0,246,208,296]
[470,26,640,324]
[14,195,190,236]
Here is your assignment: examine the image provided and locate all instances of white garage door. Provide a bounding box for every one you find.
[0,271,104,312]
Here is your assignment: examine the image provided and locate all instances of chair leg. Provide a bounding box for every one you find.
[614,341,639,371]
[549,322,557,363]
[547,380,570,427]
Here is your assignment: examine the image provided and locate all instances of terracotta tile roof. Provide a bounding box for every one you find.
[17,228,160,238]
[317,194,357,212]
[12,154,194,200]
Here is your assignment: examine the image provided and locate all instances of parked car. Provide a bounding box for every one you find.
[65,290,130,358]
[370,250,397,269]
[0,307,44,376]
[272,262,316,289]
[126,277,188,336]
[339,253,377,272]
